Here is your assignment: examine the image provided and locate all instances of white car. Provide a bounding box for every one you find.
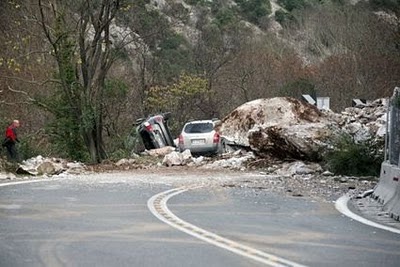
[178,119,221,155]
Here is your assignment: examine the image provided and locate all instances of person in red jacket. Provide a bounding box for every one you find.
[2,120,20,161]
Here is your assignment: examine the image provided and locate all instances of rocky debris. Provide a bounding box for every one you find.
[0,153,378,206]
[36,161,57,175]
[221,170,378,202]
[212,156,378,202]
[0,172,17,180]
[203,151,255,170]
[142,146,176,157]
[335,98,388,140]
[15,156,86,176]
[159,148,257,170]
[115,158,136,166]
[162,149,193,167]
[219,97,387,161]
[272,161,323,176]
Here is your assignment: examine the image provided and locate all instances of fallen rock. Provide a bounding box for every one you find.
[115,158,136,166]
[16,155,85,176]
[145,146,176,157]
[220,97,341,160]
[37,161,57,175]
[162,151,187,166]
[0,172,16,180]
[203,152,255,170]
[274,161,323,176]
[219,96,387,161]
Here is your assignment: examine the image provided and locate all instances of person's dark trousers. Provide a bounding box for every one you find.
[5,143,18,161]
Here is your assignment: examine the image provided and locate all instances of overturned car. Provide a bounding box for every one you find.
[136,113,175,150]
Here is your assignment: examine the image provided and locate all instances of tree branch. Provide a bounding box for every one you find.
[4,84,54,113]
[1,75,61,86]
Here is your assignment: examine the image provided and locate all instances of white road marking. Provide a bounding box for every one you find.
[335,195,400,234]
[148,186,307,267]
[0,179,53,187]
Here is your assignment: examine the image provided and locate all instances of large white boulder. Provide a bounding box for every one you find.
[219,97,341,160]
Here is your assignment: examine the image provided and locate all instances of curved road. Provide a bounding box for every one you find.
[0,172,399,267]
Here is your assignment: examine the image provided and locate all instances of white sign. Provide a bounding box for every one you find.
[317,97,330,110]
[302,95,316,105]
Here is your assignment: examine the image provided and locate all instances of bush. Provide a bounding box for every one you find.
[214,8,237,28]
[5,132,52,162]
[107,128,143,161]
[323,134,384,176]
[235,0,272,25]
[370,0,400,12]
[275,9,295,25]
[277,0,308,12]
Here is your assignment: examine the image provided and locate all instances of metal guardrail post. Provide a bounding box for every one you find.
[389,88,400,166]
[385,97,389,162]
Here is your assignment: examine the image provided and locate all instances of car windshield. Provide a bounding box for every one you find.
[184,122,213,134]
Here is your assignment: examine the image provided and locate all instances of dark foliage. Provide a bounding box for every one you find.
[323,134,384,176]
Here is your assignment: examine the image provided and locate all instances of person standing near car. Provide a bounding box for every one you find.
[2,120,20,161]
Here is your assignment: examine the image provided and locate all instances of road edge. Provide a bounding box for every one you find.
[335,195,400,234]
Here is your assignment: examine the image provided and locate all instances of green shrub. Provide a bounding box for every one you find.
[275,9,295,25]
[107,128,143,161]
[323,134,384,176]
[17,138,40,161]
[9,132,53,162]
[278,0,308,12]
[370,0,400,12]
[235,0,272,25]
[184,0,209,6]
[214,8,237,28]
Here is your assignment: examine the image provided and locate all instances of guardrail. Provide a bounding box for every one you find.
[372,87,400,221]
[372,162,400,220]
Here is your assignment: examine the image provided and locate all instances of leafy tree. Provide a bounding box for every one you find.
[145,73,209,133]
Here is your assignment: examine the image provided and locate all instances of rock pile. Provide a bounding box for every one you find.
[333,98,387,141]
[16,156,86,176]
[219,97,387,161]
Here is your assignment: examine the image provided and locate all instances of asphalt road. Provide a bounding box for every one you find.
[0,173,399,267]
